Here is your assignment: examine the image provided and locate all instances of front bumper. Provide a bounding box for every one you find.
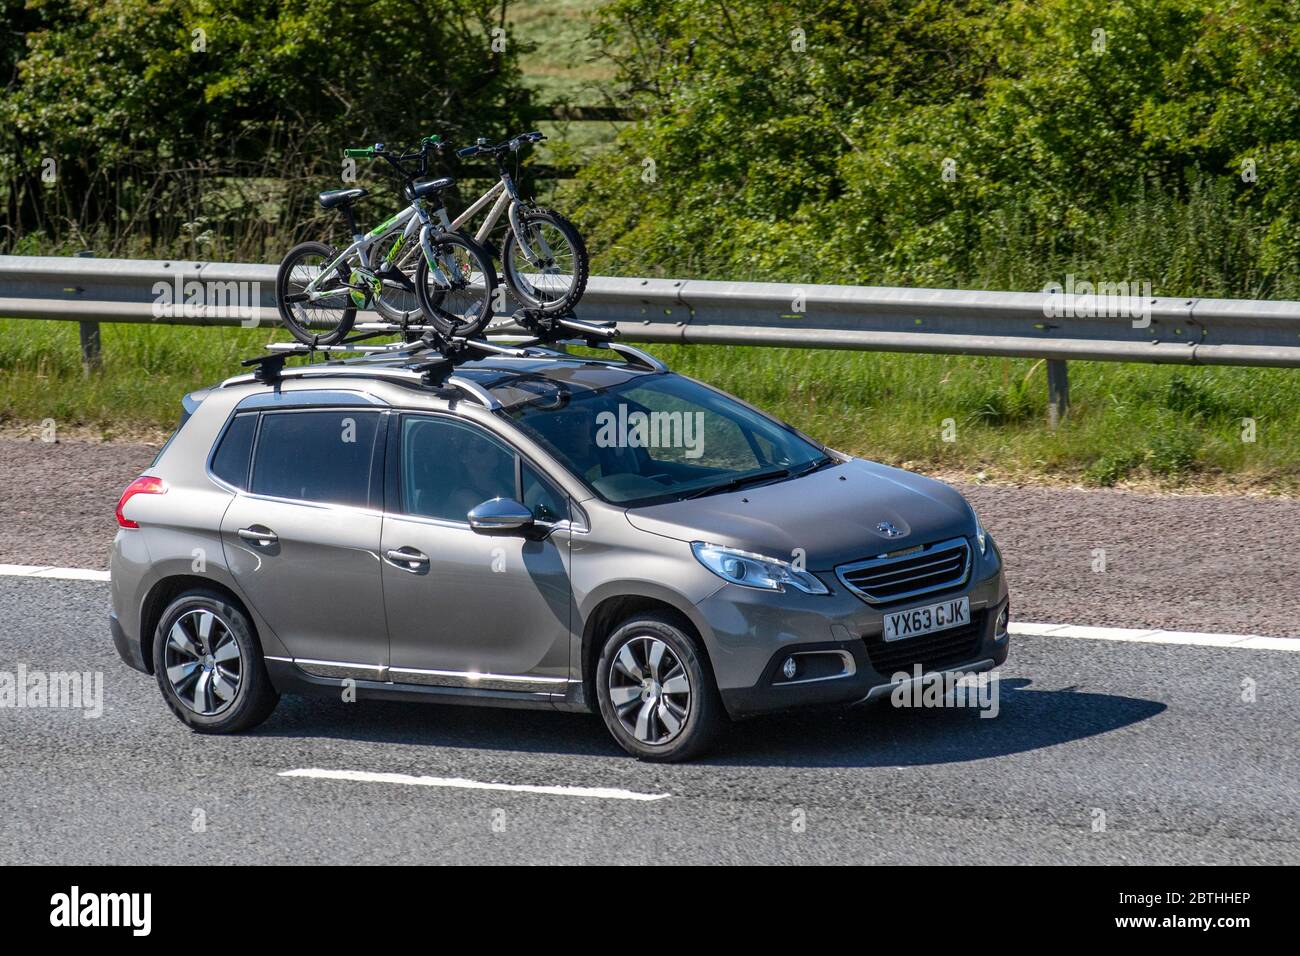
[699,538,1010,718]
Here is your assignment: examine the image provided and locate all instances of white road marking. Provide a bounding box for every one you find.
[279,768,671,802]
[1010,622,1300,652]
[1,564,1296,651]
[0,564,110,582]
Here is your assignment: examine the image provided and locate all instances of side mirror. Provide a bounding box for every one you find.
[467,497,535,534]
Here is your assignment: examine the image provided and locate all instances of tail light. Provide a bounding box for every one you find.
[115,476,168,529]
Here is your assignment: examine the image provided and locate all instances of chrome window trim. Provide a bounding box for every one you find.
[835,536,972,605]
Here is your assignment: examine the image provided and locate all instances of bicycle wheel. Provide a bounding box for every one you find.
[503,207,588,314]
[372,234,423,325]
[414,230,497,339]
[275,241,356,345]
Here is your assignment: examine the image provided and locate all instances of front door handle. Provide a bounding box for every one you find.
[385,547,429,571]
[238,525,278,546]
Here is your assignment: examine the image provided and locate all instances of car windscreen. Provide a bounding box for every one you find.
[503,373,829,506]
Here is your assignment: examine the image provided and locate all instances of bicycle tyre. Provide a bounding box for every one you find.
[502,207,589,314]
[414,230,498,339]
[275,241,356,345]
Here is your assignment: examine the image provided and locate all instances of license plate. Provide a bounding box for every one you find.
[883,596,970,642]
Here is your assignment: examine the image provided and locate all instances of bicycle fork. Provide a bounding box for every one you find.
[419,224,463,289]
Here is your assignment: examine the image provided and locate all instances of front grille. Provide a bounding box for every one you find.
[864,612,985,676]
[836,537,971,605]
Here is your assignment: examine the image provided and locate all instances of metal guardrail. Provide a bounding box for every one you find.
[4,254,1300,421]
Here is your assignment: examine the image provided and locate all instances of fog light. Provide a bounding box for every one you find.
[782,657,798,680]
[995,603,1010,641]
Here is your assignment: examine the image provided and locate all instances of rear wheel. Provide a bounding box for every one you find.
[152,589,279,734]
[414,230,497,339]
[275,241,356,345]
[595,613,724,762]
[503,208,588,314]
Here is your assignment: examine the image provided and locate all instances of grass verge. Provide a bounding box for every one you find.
[1,320,1296,494]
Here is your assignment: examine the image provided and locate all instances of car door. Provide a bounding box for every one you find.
[220,407,388,677]
[380,413,573,694]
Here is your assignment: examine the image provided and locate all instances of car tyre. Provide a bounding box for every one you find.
[152,589,279,734]
[596,612,724,762]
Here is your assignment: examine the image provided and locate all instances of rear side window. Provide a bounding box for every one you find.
[250,410,381,507]
[210,413,257,489]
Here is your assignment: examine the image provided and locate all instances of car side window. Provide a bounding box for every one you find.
[250,410,381,507]
[522,462,569,522]
[401,416,516,522]
[210,413,257,489]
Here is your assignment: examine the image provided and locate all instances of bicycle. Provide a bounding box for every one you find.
[275,135,498,346]
[451,131,589,316]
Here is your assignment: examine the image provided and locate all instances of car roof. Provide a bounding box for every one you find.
[218,346,666,412]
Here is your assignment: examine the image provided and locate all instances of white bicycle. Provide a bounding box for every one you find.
[451,131,589,316]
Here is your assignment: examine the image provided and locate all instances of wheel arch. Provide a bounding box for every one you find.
[138,575,258,675]
[578,583,716,712]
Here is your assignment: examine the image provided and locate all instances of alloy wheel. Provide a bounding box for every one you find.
[607,635,692,746]
[164,609,243,716]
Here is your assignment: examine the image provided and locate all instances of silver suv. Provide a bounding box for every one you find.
[110,344,1009,761]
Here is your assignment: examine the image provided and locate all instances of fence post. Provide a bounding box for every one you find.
[74,250,102,373]
[1046,358,1069,427]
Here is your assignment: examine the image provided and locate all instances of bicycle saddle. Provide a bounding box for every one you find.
[410,177,455,198]
[318,188,368,209]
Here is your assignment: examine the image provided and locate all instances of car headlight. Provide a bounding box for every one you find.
[970,506,988,555]
[691,542,829,595]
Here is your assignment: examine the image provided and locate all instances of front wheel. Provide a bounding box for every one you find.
[275,241,356,345]
[595,613,725,762]
[414,230,497,339]
[503,208,588,314]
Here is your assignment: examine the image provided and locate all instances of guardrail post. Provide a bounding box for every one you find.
[74,250,102,373]
[1046,359,1069,427]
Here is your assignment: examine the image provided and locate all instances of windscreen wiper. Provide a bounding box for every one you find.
[680,467,792,500]
[789,454,837,478]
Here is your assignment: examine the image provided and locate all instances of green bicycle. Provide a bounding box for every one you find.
[275,135,498,346]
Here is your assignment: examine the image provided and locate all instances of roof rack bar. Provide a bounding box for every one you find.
[457,337,531,358]
[264,340,425,356]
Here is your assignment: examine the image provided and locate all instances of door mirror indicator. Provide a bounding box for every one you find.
[467,498,535,534]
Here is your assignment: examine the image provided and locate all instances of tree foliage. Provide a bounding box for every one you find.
[0,0,533,258]
[574,0,1300,297]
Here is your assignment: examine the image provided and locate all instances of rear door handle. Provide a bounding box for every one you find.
[238,526,279,546]
[385,547,429,571]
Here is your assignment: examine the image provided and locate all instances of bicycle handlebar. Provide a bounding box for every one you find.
[342,135,442,178]
[455,130,546,160]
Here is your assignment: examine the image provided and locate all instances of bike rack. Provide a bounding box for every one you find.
[239,309,641,393]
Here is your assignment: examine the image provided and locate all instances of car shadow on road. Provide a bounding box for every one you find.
[257,676,1166,769]
[714,678,1167,768]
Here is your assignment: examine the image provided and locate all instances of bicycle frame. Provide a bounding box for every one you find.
[302,200,462,301]
[448,173,553,267]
